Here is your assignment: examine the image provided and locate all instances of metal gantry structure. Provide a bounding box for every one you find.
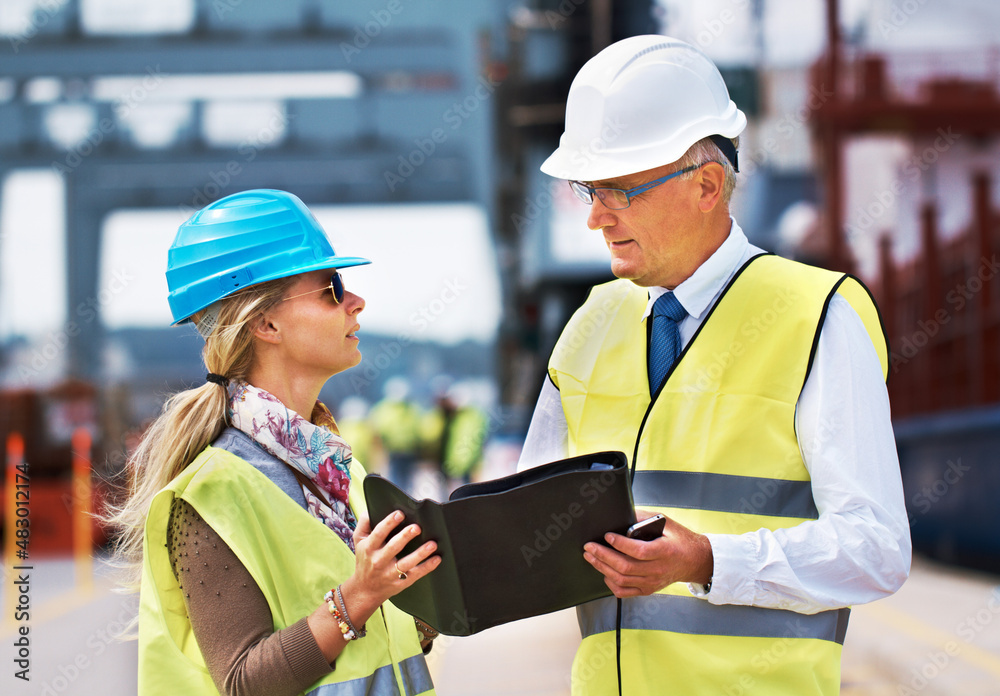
[0,0,504,380]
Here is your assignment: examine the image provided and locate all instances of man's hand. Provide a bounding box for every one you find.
[583,511,714,598]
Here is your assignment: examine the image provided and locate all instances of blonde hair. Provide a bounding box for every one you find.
[103,275,297,624]
[676,135,740,205]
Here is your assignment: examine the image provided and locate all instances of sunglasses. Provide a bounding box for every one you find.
[282,271,345,304]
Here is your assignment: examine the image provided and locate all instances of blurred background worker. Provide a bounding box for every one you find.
[519,35,909,696]
[336,396,383,476]
[423,380,490,493]
[369,377,425,495]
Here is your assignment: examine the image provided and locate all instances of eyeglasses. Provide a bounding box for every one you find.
[568,164,702,210]
[282,271,345,304]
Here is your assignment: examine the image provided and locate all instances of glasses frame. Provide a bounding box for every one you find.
[282,271,345,304]
[568,163,703,210]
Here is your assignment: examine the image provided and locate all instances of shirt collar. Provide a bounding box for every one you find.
[642,218,750,321]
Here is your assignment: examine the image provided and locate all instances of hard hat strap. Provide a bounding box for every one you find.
[195,302,222,339]
[708,135,739,173]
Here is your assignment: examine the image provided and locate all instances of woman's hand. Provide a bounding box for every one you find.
[350,510,440,605]
[309,511,440,663]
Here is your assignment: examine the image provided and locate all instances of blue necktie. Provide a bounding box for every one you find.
[648,292,687,394]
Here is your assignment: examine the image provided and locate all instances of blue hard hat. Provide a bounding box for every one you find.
[166,189,370,325]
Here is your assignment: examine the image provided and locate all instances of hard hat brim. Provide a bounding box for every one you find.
[539,111,746,182]
[171,255,371,326]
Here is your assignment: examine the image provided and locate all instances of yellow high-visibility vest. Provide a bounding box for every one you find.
[138,445,432,695]
[548,254,887,696]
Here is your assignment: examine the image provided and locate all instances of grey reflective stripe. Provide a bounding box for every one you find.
[578,595,850,645]
[632,470,819,519]
[399,654,433,696]
[306,664,401,696]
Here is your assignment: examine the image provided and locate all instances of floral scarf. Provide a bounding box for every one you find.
[228,382,357,551]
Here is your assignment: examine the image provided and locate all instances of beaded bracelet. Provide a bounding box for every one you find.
[324,589,357,641]
[335,585,366,640]
[414,618,439,641]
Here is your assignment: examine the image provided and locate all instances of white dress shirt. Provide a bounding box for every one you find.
[518,220,911,613]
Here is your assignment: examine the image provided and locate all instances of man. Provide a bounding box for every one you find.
[517,36,910,695]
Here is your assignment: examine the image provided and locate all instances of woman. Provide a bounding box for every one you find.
[107,189,440,695]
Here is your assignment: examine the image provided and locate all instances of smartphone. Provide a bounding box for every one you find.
[626,514,666,541]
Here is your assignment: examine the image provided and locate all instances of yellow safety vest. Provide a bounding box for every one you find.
[138,446,432,696]
[370,400,423,454]
[548,254,888,696]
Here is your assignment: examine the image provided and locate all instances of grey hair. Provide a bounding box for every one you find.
[675,135,740,205]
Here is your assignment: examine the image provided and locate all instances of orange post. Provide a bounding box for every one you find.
[5,432,26,625]
[72,428,94,592]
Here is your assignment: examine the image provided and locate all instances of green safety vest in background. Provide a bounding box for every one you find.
[548,254,888,696]
[138,446,432,695]
[442,407,489,479]
[370,400,423,455]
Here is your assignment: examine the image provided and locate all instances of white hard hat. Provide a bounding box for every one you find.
[541,35,746,182]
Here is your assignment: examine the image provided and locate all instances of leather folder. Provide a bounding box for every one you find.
[363,450,635,636]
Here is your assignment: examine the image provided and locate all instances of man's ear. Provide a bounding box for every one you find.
[253,312,282,345]
[697,162,726,213]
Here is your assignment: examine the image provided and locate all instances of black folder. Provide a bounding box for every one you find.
[363,450,635,636]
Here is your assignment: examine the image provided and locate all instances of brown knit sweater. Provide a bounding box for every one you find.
[167,497,333,696]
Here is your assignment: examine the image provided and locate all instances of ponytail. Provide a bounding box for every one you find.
[103,275,297,629]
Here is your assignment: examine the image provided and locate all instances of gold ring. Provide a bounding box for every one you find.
[395,562,407,580]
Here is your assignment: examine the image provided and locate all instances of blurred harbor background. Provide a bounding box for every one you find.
[3,0,1000,694]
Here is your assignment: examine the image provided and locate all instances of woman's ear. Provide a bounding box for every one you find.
[253,311,282,345]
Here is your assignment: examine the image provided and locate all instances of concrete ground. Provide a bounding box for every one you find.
[2,555,998,695]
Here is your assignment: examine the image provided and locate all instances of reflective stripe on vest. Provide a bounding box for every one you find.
[578,595,850,645]
[400,654,434,696]
[307,664,399,696]
[306,655,432,696]
[632,470,819,519]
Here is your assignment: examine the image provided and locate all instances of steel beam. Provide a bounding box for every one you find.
[1,32,458,80]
